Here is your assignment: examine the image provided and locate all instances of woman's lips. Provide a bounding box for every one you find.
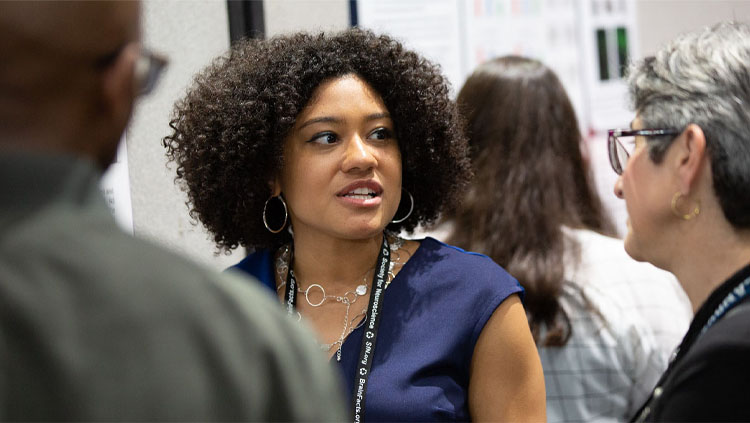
[336,180,383,207]
[338,194,382,207]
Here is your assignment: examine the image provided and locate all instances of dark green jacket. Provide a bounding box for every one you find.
[0,152,346,421]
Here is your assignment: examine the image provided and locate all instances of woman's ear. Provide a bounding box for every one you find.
[673,123,708,193]
[271,177,282,197]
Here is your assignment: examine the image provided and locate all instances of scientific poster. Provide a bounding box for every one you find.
[356,0,466,93]
[355,0,636,133]
[463,0,585,130]
[356,0,637,236]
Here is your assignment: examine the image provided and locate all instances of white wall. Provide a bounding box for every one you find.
[264,0,349,36]
[127,0,240,270]
[637,0,750,57]
[125,0,351,271]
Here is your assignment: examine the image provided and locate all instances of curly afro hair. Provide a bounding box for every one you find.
[163,28,471,252]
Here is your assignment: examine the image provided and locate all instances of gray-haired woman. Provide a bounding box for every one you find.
[609,21,750,422]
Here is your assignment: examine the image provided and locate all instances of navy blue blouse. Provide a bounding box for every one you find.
[230,237,523,421]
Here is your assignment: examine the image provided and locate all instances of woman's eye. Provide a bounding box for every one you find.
[309,132,338,145]
[369,127,393,140]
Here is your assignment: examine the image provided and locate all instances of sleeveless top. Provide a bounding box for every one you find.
[230,237,523,421]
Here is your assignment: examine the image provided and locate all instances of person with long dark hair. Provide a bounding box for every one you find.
[164,30,545,421]
[444,56,691,421]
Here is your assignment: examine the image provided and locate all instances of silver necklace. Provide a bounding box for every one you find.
[275,232,404,360]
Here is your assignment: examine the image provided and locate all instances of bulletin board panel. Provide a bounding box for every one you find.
[353,0,466,96]
[353,0,637,134]
[354,0,638,236]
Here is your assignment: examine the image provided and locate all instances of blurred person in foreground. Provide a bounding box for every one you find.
[609,21,750,422]
[0,1,345,420]
[444,55,691,421]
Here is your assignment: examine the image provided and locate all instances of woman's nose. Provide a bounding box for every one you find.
[613,175,624,199]
[342,134,377,172]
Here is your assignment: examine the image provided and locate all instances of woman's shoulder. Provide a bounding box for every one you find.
[416,237,509,270]
[227,249,276,292]
[408,237,522,295]
[563,228,690,315]
[400,237,524,348]
[564,228,682,292]
[694,298,750,353]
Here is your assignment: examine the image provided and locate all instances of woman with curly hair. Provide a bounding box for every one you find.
[163,29,544,421]
[444,56,691,421]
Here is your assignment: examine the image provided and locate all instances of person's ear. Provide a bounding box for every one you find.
[672,123,708,193]
[271,176,282,197]
[100,42,138,137]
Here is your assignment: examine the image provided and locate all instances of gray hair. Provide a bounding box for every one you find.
[627,21,750,228]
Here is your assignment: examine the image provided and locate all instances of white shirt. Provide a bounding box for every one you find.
[540,228,692,422]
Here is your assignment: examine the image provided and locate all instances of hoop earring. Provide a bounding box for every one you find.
[671,192,700,220]
[391,189,414,224]
[263,195,288,233]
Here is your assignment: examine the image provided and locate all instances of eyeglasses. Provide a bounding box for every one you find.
[134,47,168,96]
[607,128,680,175]
[95,44,168,97]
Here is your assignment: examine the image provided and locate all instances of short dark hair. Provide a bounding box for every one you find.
[163,28,470,251]
[447,56,614,347]
[627,21,750,228]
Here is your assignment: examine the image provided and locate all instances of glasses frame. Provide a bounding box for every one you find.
[134,47,168,96]
[607,128,680,175]
[95,44,168,97]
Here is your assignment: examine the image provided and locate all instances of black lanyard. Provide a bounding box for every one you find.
[633,273,750,422]
[283,235,390,422]
[700,275,750,334]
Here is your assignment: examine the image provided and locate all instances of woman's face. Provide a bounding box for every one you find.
[276,74,402,243]
[614,116,674,264]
